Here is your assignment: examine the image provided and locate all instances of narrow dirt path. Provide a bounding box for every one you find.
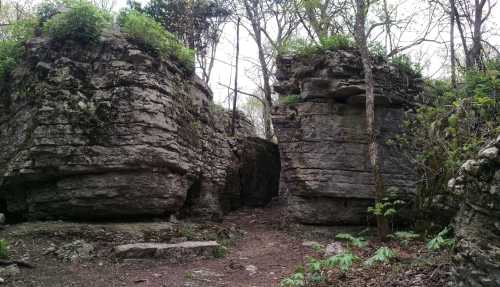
[129,208,306,287]
[5,207,310,287]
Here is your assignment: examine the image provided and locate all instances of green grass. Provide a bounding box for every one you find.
[118,10,195,73]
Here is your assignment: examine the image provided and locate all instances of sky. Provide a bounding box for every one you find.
[110,0,500,108]
[16,0,500,109]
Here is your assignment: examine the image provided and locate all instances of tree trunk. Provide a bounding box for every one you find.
[244,0,274,140]
[231,17,241,136]
[450,0,456,88]
[354,0,390,240]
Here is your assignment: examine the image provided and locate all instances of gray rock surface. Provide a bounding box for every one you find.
[449,137,500,287]
[0,31,279,221]
[114,241,219,262]
[273,50,420,225]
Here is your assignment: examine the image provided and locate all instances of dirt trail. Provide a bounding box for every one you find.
[127,208,306,287]
[3,208,308,287]
[1,207,451,287]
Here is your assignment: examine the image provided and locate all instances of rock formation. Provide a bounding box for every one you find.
[449,137,500,287]
[0,31,280,221]
[272,49,421,225]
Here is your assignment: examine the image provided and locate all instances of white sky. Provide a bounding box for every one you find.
[111,0,500,108]
[21,0,500,108]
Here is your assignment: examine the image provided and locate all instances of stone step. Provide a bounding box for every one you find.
[114,241,220,263]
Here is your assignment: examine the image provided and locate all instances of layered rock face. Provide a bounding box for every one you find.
[449,138,500,287]
[273,50,421,225]
[0,31,279,221]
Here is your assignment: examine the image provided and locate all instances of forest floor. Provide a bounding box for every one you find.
[0,207,451,287]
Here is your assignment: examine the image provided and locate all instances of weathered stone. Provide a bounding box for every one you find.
[272,50,420,225]
[0,31,280,221]
[114,241,219,263]
[324,242,345,257]
[0,265,20,278]
[450,140,500,287]
[54,240,95,262]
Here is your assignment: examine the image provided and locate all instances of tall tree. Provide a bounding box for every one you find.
[452,0,496,69]
[231,16,240,136]
[294,0,348,41]
[353,0,390,240]
[144,0,231,83]
[240,0,299,140]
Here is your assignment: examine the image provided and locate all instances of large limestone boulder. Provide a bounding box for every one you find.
[272,50,421,225]
[0,31,279,221]
[449,138,500,287]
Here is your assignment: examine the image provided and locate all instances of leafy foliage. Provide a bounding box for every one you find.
[390,54,422,76]
[369,41,386,59]
[212,245,227,258]
[0,18,37,84]
[0,239,9,259]
[364,246,398,267]
[367,188,405,219]
[426,227,455,251]
[390,231,420,246]
[319,34,354,51]
[324,252,360,272]
[278,38,319,57]
[280,95,302,105]
[335,233,367,248]
[119,10,195,72]
[44,0,111,44]
[279,34,354,57]
[280,270,305,287]
[142,0,231,54]
[280,248,359,287]
[399,60,500,216]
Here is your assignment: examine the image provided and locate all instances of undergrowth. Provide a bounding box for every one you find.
[43,0,112,44]
[278,34,354,57]
[118,10,195,73]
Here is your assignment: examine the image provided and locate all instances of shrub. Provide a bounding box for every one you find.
[399,62,500,221]
[426,227,455,251]
[278,38,319,57]
[364,246,398,267]
[320,34,354,51]
[324,252,360,272]
[119,10,195,72]
[279,34,354,57]
[0,40,23,84]
[280,95,301,105]
[390,54,422,76]
[369,41,386,59]
[212,245,227,258]
[0,239,9,259]
[335,233,367,248]
[44,0,111,44]
[0,18,37,83]
[390,231,420,246]
[36,0,61,23]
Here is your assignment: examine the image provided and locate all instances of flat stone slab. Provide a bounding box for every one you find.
[114,241,220,263]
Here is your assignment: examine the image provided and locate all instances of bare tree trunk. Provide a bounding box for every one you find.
[244,0,273,140]
[231,17,240,136]
[450,0,456,88]
[470,0,484,69]
[354,0,390,240]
